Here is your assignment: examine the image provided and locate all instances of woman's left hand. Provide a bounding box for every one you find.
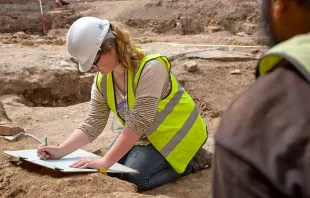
[70,158,106,169]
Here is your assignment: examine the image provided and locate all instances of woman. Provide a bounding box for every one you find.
[37,16,211,191]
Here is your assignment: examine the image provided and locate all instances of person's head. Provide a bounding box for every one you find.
[66,17,145,74]
[258,0,310,47]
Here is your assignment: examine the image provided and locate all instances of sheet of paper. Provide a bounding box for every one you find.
[5,149,138,174]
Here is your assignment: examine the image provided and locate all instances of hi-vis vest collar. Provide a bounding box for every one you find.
[96,54,172,124]
[257,33,310,82]
[96,54,208,174]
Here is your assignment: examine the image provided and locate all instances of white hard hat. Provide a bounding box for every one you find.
[66,17,115,72]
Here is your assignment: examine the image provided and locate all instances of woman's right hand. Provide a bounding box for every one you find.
[36,129,91,160]
[37,144,65,160]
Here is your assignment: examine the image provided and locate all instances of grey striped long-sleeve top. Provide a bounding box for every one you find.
[78,60,172,145]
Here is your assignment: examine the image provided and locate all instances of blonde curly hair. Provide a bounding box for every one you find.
[99,22,145,69]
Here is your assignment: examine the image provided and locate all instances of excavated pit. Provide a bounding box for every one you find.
[19,72,95,107]
[122,0,261,35]
[0,0,80,34]
[0,57,95,107]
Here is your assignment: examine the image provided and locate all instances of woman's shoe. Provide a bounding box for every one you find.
[191,148,212,173]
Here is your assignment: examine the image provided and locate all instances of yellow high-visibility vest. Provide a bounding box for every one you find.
[96,54,208,173]
[257,33,310,81]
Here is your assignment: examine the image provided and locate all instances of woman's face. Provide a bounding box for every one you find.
[91,48,118,75]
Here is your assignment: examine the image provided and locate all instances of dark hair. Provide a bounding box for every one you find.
[296,0,310,7]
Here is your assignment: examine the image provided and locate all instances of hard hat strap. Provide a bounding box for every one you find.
[104,29,116,40]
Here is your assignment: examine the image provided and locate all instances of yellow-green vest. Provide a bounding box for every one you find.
[257,33,310,81]
[96,54,208,173]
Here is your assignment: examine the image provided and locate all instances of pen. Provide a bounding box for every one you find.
[43,137,48,160]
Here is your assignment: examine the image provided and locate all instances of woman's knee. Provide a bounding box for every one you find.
[123,145,169,175]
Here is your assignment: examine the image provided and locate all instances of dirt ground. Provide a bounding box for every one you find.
[0,0,265,197]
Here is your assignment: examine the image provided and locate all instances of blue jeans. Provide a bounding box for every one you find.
[108,137,193,191]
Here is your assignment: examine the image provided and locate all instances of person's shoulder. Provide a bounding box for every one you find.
[215,63,310,152]
[141,59,168,75]
[144,59,167,69]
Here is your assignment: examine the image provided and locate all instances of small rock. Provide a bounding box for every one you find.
[53,38,64,44]
[0,103,11,122]
[145,0,162,7]
[35,39,46,44]
[52,101,57,107]
[0,101,24,136]
[56,179,63,185]
[138,37,153,44]
[92,148,103,155]
[2,40,11,44]
[236,32,249,37]
[53,38,66,45]
[251,49,261,54]
[31,35,40,39]
[12,38,19,43]
[45,40,53,45]
[2,35,12,40]
[183,61,198,72]
[192,178,198,182]
[6,171,14,178]
[0,124,24,136]
[47,36,56,40]
[228,46,234,52]
[15,31,28,39]
[22,40,35,46]
[3,177,9,183]
[42,185,48,190]
[60,60,76,68]
[53,38,65,45]
[230,69,241,74]
[206,26,221,33]
[243,23,257,35]
[64,116,70,118]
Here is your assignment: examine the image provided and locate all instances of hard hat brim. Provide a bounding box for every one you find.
[78,49,98,72]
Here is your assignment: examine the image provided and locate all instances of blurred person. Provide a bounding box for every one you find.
[212,0,310,197]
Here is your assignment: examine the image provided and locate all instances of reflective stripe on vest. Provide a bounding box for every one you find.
[96,54,208,173]
[257,33,310,82]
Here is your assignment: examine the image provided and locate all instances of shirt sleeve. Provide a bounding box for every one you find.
[78,77,111,142]
[126,59,169,136]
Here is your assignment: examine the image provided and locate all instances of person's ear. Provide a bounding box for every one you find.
[272,0,286,19]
